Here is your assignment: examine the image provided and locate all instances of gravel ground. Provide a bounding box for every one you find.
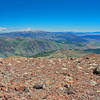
[0,54,100,100]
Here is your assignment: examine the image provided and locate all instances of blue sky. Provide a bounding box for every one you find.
[0,0,100,32]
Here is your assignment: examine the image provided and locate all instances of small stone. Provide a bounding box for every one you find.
[77,61,81,63]
[93,66,100,75]
[15,83,27,91]
[67,90,76,95]
[65,76,73,82]
[64,87,76,95]
[33,83,43,89]
[23,87,29,92]
[0,93,4,98]
[62,68,67,70]
[70,58,73,60]
[90,80,97,86]
[0,61,3,64]
[59,87,64,91]
[88,66,94,70]
[96,90,100,93]
[97,96,100,100]
[8,63,12,66]
[64,84,68,88]
[86,57,89,59]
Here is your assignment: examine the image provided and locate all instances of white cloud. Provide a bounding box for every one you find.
[0,27,34,33]
[12,27,33,32]
[24,27,32,31]
[0,27,8,32]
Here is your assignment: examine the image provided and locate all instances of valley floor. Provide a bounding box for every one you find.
[0,54,100,100]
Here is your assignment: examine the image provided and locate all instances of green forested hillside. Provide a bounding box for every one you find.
[0,31,100,57]
[0,31,89,57]
[0,37,66,57]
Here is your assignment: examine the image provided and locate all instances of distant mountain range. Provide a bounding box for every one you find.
[82,35,100,40]
[1,31,100,39]
[73,32,100,36]
[0,31,100,57]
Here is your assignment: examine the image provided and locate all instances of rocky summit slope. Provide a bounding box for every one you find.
[0,54,100,100]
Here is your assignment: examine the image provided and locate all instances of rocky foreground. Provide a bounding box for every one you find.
[0,54,100,100]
